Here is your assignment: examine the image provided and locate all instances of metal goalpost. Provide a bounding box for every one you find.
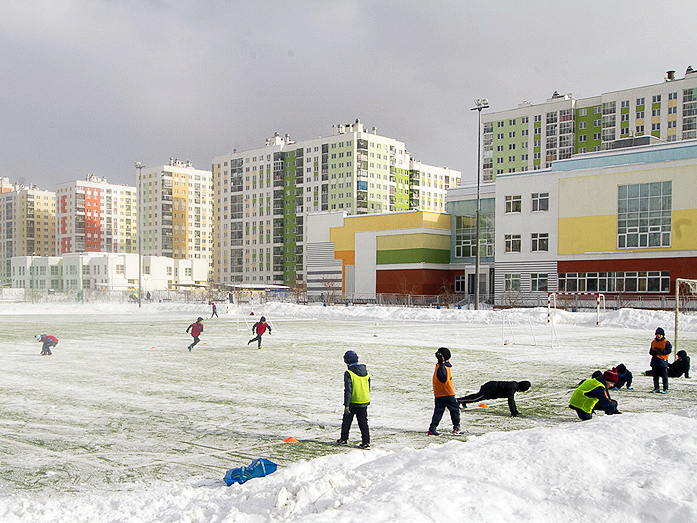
[675,278,697,354]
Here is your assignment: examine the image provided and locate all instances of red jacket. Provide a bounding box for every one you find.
[253,321,269,335]
[188,321,203,337]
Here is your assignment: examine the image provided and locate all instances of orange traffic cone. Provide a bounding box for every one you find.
[284,437,298,443]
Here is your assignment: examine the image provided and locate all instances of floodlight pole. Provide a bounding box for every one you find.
[134,162,144,308]
[471,99,489,310]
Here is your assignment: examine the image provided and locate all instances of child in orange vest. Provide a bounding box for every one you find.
[649,327,672,393]
[428,347,462,436]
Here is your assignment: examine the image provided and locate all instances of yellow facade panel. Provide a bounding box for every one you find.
[557,215,617,254]
[377,233,450,251]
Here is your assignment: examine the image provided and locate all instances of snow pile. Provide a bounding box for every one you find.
[2,409,697,522]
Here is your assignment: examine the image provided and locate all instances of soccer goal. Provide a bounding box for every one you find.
[501,310,538,347]
[674,278,697,353]
[547,292,606,326]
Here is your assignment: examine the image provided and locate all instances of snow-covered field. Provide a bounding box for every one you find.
[1,300,697,522]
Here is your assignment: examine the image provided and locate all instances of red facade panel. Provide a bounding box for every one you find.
[557,257,697,293]
[376,269,462,296]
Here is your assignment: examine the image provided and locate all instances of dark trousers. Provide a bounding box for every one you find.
[429,395,461,432]
[341,405,369,444]
[652,366,668,390]
[616,374,633,389]
[570,405,593,420]
[41,341,56,355]
[189,336,200,349]
[249,334,263,348]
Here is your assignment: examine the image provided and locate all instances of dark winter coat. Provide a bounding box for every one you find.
[668,351,690,378]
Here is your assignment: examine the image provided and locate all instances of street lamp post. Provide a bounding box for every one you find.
[471,98,489,310]
[134,162,144,308]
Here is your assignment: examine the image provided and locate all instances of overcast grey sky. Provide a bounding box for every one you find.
[3,0,697,189]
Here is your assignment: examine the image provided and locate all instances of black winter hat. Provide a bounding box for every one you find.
[655,327,665,336]
[677,350,688,359]
[436,347,451,361]
[344,350,358,364]
[518,381,531,392]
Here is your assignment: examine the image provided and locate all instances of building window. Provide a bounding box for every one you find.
[454,275,466,293]
[531,273,548,291]
[558,271,669,293]
[531,233,549,252]
[116,264,124,274]
[617,182,671,249]
[505,234,521,253]
[531,192,549,211]
[505,195,521,213]
[504,274,521,291]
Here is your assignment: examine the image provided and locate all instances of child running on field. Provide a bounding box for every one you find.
[248,316,271,349]
[186,317,204,352]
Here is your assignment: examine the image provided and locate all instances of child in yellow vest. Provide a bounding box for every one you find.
[337,350,371,448]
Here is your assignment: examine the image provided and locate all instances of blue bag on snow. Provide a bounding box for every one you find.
[224,458,277,486]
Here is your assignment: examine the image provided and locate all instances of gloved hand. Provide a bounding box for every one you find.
[344,406,350,415]
[435,351,444,363]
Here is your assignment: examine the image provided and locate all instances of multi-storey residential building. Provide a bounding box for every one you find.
[56,175,137,255]
[212,120,460,286]
[482,66,697,181]
[0,183,56,285]
[138,158,213,263]
[493,139,697,306]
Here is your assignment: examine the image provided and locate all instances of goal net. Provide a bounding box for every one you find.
[674,278,697,353]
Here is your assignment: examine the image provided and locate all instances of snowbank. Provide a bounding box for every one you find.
[2,409,696,522]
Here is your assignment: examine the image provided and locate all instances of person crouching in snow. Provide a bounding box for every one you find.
[428,347,462,435]
[36,334,58,356]
[610,364,633,391]
[337,350,371,449]
[248,316,271,349]
[186,317,204,352]
[457,380,531,416]
[569,370,621,420]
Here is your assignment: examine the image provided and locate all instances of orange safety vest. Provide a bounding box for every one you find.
[651,339,670,361]
[433,364,454,397]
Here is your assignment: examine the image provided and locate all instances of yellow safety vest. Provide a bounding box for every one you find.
[348,369,370,404]
[569,378,604,414]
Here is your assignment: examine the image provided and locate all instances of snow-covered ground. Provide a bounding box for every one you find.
[1,300,696,522]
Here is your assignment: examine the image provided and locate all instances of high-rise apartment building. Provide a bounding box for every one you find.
[56,175,137,255]
[0,183,56,285]
[212,120,460,286]
[138,158,213,262]
[482,66,697,181]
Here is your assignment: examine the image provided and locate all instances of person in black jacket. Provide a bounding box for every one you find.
[610,363,633,391]
[644,349,690,379]
[456,380,531,416]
